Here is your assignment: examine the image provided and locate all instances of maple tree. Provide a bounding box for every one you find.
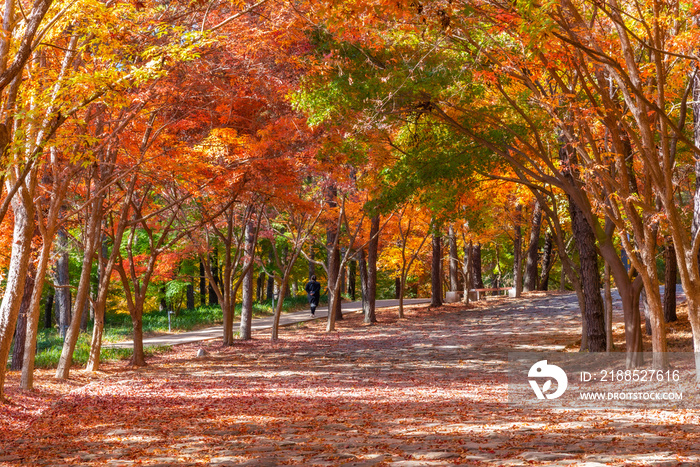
[434,0,700,364]
[378,202,431,317]
[0,0,207,396]
[262,199,324,340]
[5,5,700,467]
[295,0,674,358]
[2,0,699,417]
[0,0,318,392]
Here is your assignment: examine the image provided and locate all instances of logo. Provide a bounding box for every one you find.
[528,360,568,399]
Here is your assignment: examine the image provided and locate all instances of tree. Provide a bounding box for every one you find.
[430,226,442,307]
[263,202,323,339]
[523,201,542,292]
[239,217,258,341]
[365,214,380,323]
[382,204,431,317]
[448,225,460,293]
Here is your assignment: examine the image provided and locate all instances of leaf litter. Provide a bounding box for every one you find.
[1,292,699,466]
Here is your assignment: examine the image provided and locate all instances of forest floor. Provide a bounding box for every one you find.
[1,291,699,466]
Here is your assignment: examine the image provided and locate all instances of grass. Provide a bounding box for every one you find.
[102,305,226,341]
[21,294,328,370]
[32,329,171,369]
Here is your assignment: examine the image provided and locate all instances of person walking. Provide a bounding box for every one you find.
[305,275,321,316]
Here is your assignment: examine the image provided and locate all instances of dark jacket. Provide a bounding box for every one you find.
[304,280,321,306]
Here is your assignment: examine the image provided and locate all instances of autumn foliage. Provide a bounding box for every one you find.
[2,3,700,464]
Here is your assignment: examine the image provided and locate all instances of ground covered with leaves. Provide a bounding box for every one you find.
[2,292,700,466]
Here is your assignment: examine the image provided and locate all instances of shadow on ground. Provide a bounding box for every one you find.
[2,293,698,466]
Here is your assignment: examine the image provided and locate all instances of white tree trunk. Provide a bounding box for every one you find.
[0,197,35,398]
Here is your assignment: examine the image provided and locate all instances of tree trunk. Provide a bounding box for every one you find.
[266,276,274,301]
[462,241,472,305]
[308,246,315,280]
[11,263,35,371]
[240,221,256,340]
[86,208,131,373]
[131,309,146,367]
[664,238,678,323]
[159,286,167,313]
[199,261,206,307]
[641,288,652,336]
[340,258,346,295]
[348,260,356,301]
[21,231,59,388]
[538,230,553,291]
[599,232,643,367]
[680,58,700,376]
[523,201,542,291]
[569,194,606,352]
[80,274,95,332]
[270,280,288,341]
[359,249,370,319]
[513,203,523,297]
[495,243,503,288]
[186,283,194,310]
[431,233,442,307]
[86,286,107,373]
[559,261,566,291]
[55,228,70,338]
[80,299,89,332]
[604,261,613,352]
[470,243,484,291]
[44,292,54,330]
[366,215,380,322]
[56,197,103,380]
[448,225,459,291]
[0,198,35,399]
[209,247,219,306]
[256,273,264,302]
[398,274,406,318]
[327,227,343,323]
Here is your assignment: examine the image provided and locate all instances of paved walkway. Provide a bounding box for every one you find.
[107,298,431,349]
[107,285,686,350]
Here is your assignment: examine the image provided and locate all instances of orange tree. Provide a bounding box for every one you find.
[1,0,212,395]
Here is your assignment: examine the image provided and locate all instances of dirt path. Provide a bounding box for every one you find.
[2,292,699,466]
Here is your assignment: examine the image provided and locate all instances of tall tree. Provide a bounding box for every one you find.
[430,230,442,307]
[240,218,257,340]
[523,201,542,292]
[394,206,430,317]
[11,264,35,371]
[512,204,523,297]
[470,243,485,291]
[199,261,207,307]
[0,195,35,399]
[366,214,380,323]
[538,230,554,291]
[448,225,460,292]
[54,228,70,338]
[265,203,323,340]
[664,238,678,323]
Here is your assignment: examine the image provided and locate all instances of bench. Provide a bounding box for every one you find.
[445,287,514,302]
[469,287,512,300]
